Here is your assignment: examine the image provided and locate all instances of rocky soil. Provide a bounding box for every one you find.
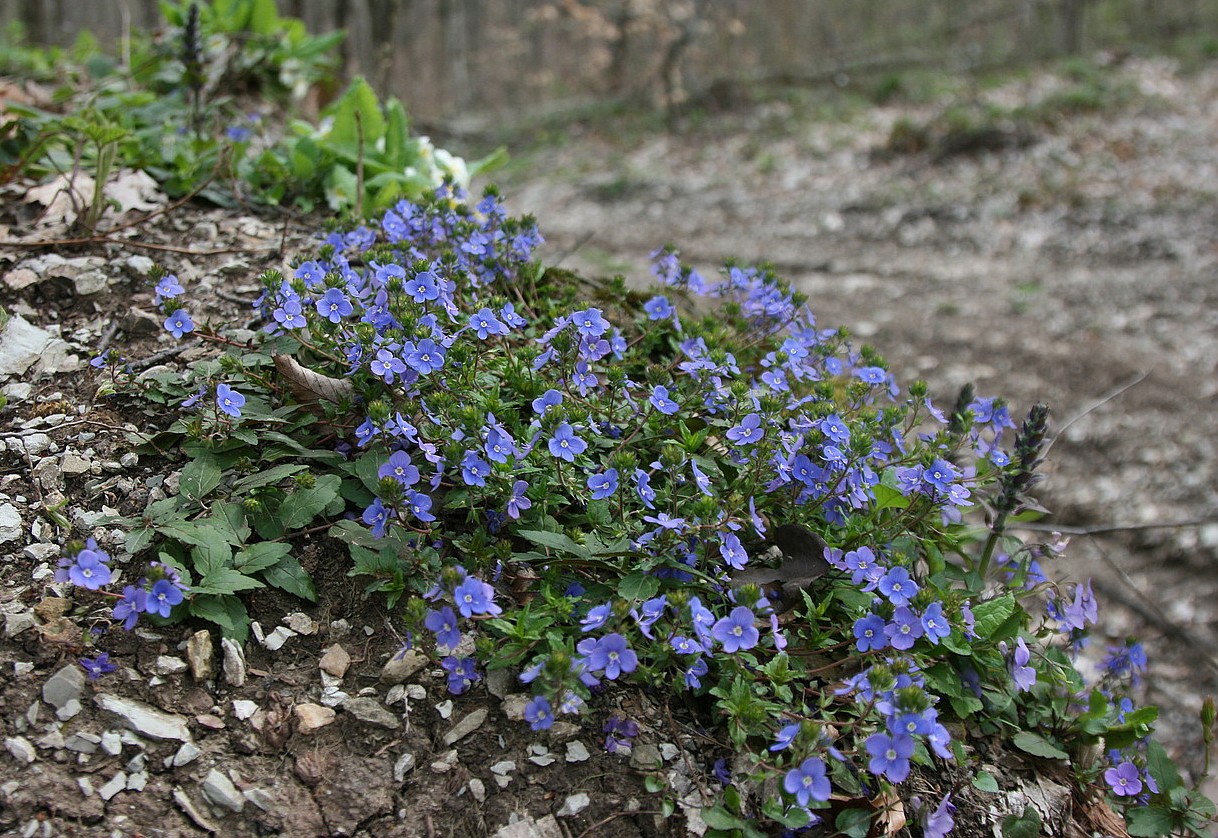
[1,54,1216,836]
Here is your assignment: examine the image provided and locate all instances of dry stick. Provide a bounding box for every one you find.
[95,317,121,355]
[1083,535,1218,677]
[1018,519,1215,537]
[1041,370,1149,461]
[129,339,201,371]
[575,810,663,838]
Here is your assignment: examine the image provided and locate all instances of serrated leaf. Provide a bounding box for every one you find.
[189,594,249,642]
[1145,739,1184,792]
[180,455,222,504]
[971,593,1015,639]
[324,76,385,152]
[1001,806,1042,838]
[231,464,309,493]
[261,555,317,602]
[124,526,155,555]
[190,530,234,578]
[940,630,973,656]
[834,807,872,838]
[618,572,659,602]
[972,770,1000,793]
[277,474,341,530]
[1011,731,1069,760]
[213,501,251,544]
[234,542,292,574]
[517,529,591,559]
[1125,807,1178,837]
[761,797,811,828]
[197,568,264,596]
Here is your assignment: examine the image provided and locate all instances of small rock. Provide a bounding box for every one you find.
[243,788,274,812]
[101,731,123,756]
[435,700,454,720]
[547,721,580,743]
[379,649,427,684]
[556,792,590,818]
[294,703,336,734]
[442,708,488,746]
[56,699,82,721]
[64,732,100,754]
[429,749,459,773]
[186,630,214,681]
[500,694,529,722]
[10,433,52,457]
[42,664,85,712]
[405,684,426,701]
[261,626,297,651]
[4,611,36,638]
[231,700,258,720]
[0,504,23,544]
[4,736,36,764]
[125,752,147,774]
[126,771,148,791]
[174,787,219,833]
[60,450,91,475]
[171,742,201,767]
[329,618,351,638]
[95,694,191,742]
[490,760,517,776]
[73,270,110,296]
[386,684,406,705]
[119,452,139,468]
[565,741,590,763]
[629,743,663,770]
[0,315,52,378]
[393,752,416,783]
[35,728,65,750]
[660,742,680,761]
[98,772,127,801]
[77,777,94,797]
[493,814,563,838]
[318,644,351,679]
[220,638,246,687]
[282,612,316,634]
[201,768,244,813]
[342,697,401,730]
[528,744,557,767]
[485,668,515,699]
[152,655,188,676]
[468,778,486,803]
[124,255,155,278]
[195,714,225,730]
[13,662,34,677]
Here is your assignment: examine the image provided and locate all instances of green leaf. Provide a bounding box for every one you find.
[1011,731,1069,760]
[234,542,292,574]
[761,798,810,829]
[189,594,249,642]
[972,770,1000,793]
[940,630,973,656]
[324,76,385,152]
[213,501,251,544]
[517,529,591,559]
[834,808,872,838]
[1001,806,1042,838]
[971,593,1015,639]
[179,455,222,504]
[278,474,341,530]
[124,526,155,555]
[383,98,411,170]
[261,555,317,602]
[699,806,748,831]
[1145,739,1184,792]
[872,483,910,510]
[190,530,234,578]
[231,464,308,493]
[618,572,659,602]
[248,0,280,35]
[197,568,264,596]
[1125,807,1179,837]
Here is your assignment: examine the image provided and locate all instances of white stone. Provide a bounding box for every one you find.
[98,772,127,801]
[172,742,201,767]
[0,504,21,543]
[393,752,416,782]
[435,699,454,719]
[231,700,258,720]
[282,612,316,634]
[152,655,188,675]
[94,693,191,742]
[565,741,590,763]
[4,736,35,764]
[556,793,590,818]
[220,638,246,687]
[468,778,486,803]
[0,315,52,378]
[101,731,123,756]
[201,768,244,813]
[442,708,487,746]
[261,626,296,651]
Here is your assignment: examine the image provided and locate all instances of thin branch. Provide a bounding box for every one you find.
[1042,370,1149,460]
[1018,518,1214,537]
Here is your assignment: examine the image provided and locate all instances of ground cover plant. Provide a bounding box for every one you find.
[64,181,1217,835]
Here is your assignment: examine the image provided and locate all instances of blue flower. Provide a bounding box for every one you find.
[146,579,184,619]
[378,451,420,486]
[634,469,656,508]
[920,601,952,644]
[587,468,619,500]
[711,606,759,653]
[726,413,763,445]
[163,309,194,339]
[65,540,112,590]
[441,656,480,694]
[921,793,955,838]
[369,348,407,383]
[406,490,436,522]
[1105,761,1143,797]
[923,458,958,493]
[112,585,146,630]
[316,288,353,323]
[684,657,708,689]
[884,606,925,651]
[425,606,461,650]
[506,480,532,519]
[853,613,888,652]
[878,566,918,607]
[363,498,391,537]
[453,576,502,617]
[643,295,673,320]
[547,422,587,462]
[524,696,554,731]
[273,297,307,329]
[769,722,801,752]
[215,383,245,418]
[404,269,440,302]
[1009,637,1036,691]
[484,425,516,463]
[531,389,563,415]
[783,757,831,806]
[819,413,850,444]
[581,603,612,632]
[866,732,914,782]
[460,450,492,487]
[405,339,446,374]
[80,652,118,681]
[571,308,609,337]
[469,307,508,339]
[585,633,638,680]
[153,274,184,303]
[649,384,680,415]
[719,533,748,570]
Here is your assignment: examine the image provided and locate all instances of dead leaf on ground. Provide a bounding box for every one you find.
[273,353,355,403]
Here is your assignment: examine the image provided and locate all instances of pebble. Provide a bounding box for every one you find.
[243,788,274,811]
[294,703,336,734]
[556,792,590,818]
[95,693,192,742]
[56,699,82,721]
[629,742,663,770]
[101,731,123,756]
[195,714,225,730]
[231,700,258,720]
[220,638,246,687]
[201,768,244,813]
[64,732,100,754]
[500,694,529,722]
[0,503,23,543]
[77,777,94,797]
[11,433,52,457]
[434,700,454,720]
[660,742,680,761]
[528,744,557,767]
[341,697,401,730]
[174,787,219,833]
[13,662,34,677]
[429,749,458,773]
[98,772,127,801]
[42,664,85,712]
[186,630,214,681]
[35,729,64,750]
[126,771,148,791]
[393,752,416,782]
[485,668,515,699]
[4,611,36,638]
[282,612,316,634]
[405,684,426,701]
[152,655,188,675]
[261,626,297,651]
[318,644,351,678]
[379,649,427,684]
[442,708,488,746]
[170,742,201,767]
[119,452,139,468]
[4,736,36,764]
[565,740,591,763]
[22,544,58,562]
[468,777,487,803]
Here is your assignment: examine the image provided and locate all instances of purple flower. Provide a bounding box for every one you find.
[506,480,532,519]
[406,490,435,522]
[363,498,391,537]
[587,469,619,500]
[163,309,194,339]
[215,383,245,418]
[632,596,667,639]
[469,307,508,339]
[273,297,307,329]
[441,655,480,694]
[922,793,955,838]
[649,385,680,415]
[531,389,563,415]
[404,270,440,302]
[66,540,112,590]
[643,296,673,320]
[671,635,700,655]
[884,606,925,651]
[146,578,184,618]
[370,348,407,383]
[878,566,918,607]
[453,576,502,617]
[379,451,420,486]
[783,757,831,806]
[866,732,915,782]
[524,696,554,731]
[316,288,353,323]
[726,413,763,445]
[819,414,850,444]
[1105,761,1143,797]
[484,425,516,464]
[548,422,587,462]
[719,532,748,570]
[853,613,888,652]
[634,469,656,508]
[712,606,759,653]
[920,601,952,644]
[643,512,686,532]
[581,603,612,632]
[405,338,446,375]
[571,308,609,337]
[460,450,492,487]
[425,606,461,650]
[586,633,638,680]
[684,657,708,689]
[923,458,958,492]
[153,274,184,303]
[112,585,146,630]
[79,652,118,681]
[769,723,800,752]
[690,460,713,496]
[1009,637,1036,692]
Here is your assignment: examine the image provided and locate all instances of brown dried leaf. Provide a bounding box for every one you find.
[874,788,907,835]
[273,353,354,404]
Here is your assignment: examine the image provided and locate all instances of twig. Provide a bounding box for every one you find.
[0,234,277,256]
[576,810,662,838]
[95,317,121,355]
[1042,370,1148,460]
[129,339,200,371]
[1018,519,1214,537]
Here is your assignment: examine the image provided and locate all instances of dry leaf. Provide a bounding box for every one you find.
[25,173,96,227]
[105,168,164,214]
[273,353,354,403]
[874,788,907,835]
